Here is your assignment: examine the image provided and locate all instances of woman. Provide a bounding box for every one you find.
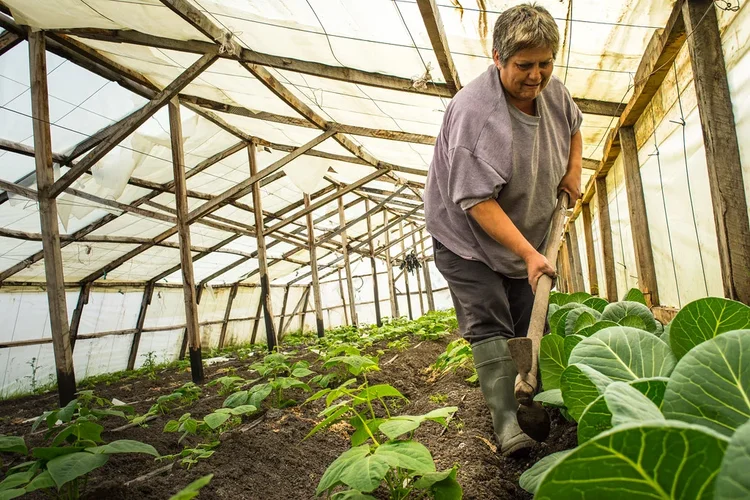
[424,3,582,456]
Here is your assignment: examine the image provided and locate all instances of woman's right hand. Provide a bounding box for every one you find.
[524,251,556,294]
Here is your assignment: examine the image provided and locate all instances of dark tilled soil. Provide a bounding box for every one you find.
[0,336,576,499]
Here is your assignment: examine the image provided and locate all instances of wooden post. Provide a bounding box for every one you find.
[582,203,600,296]
[300,284,311,332]
[567,224,586,292]
[338,195,358,325]
[127,282,155,370]
[29,32,76,404]
[337,268,349,325]
[411,233,425,316]
[400,222,413,320]
[169,98,203,384]
[420,231,435,312]
[619,126,660,306]
[250,295,263,344]
[281,286,309,337]
[248,143,278,351]
[69,282,92,350]
[305,194,325,337]
[683,0,750,304]
[384,211,399,318]
[277,285,290,335]
[218,283,238,349]
[596,177,618,302]
[366,200,382,326]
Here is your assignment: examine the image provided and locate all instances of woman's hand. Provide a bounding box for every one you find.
[524,250,556,294]
[558,170,581,208]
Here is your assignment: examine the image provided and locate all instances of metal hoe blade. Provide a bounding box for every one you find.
[517,402,551,442]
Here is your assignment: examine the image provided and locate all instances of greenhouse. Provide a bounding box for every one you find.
[0,0,748,498]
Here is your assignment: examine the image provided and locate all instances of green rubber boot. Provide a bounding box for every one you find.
[472,336,535,456]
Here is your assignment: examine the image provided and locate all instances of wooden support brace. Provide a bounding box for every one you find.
[69,282,92,350]
[337,269,349,326]
[582,203,600,296]
[219,283,239,349]
[127,282,155,370]
[305,194,325,337]
[567,224,586,292]
[366,200,382,326]
[412,233,425,316]
[384,212,399,319]
[420,231,435,312]
[596,177,618,301]
[400,222,413,320]
[338,194,358,326]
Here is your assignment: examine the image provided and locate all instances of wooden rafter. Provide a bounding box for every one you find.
[416,0,461,94]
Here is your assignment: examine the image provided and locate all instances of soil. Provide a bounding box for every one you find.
[0,335,576,499]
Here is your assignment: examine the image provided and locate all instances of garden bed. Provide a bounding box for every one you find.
[0,320,575,500]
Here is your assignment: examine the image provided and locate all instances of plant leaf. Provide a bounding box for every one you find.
[24,470,55,493]
[549,308,571,337]
[47,451,109,489]
[669,298,750,359]
[204,412,231,430]
[563,335,584,363]
[560,363,612,421]
[535,421,729,500]
[32,446,86,461]
[222,390,249,409]
[568,326,676,382]
[539,334,566,391]
[349,417,384,446]
[340,454,390,493]
[519,449,573,494]
[291,367,315,378]
[0,436,27,455]
[87,439,158,456]
[575,320,619,338]
[0,489,25,500]
[715,419,750,499]
[352,384,406,406]
[534,389,565,407]
[603,382,664,427]
[169,474,213,500]
[374,440,435,473]
[305,406,350,440]
[331,490,377,500]
[565,307,601,336]
[583,297,608,313]
[0,469,35,491]
[662,329,750,437]
[317,445,372,495]
[568,292,593,304]
[600,301,657,333]
[623,288,647,305]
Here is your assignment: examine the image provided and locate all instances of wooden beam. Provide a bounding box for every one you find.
[127,282,155,370]
[384,212,399,319]
[279,285,307,338]
[69,282,92,350]
[250,295,263,345]
[29,32,76,405]
[49,51,219,198]
[366,200,382,326]
[582,203,600,296]
[0,30,20,57]
[337,268,349,325]
[582,158,599,171]
[596,177,618,301]
[399,222,413,320]
[683,0,750,304]
[353,204,424,253]
[169,98,204,384]
[421,232,435,312]
[218,283,239,349]
[619,126,660,306]
[412,232,425,315]
[566,227,585,292]
[305,194,325,337]
[416,0,461,94]
[277,285,290,335]
[248,143,278,352]
[299,284,311,332]
[338,194,358,326]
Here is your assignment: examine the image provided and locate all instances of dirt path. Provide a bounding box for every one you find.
[0,336,575,499]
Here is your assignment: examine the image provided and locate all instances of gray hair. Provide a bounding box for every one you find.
[492,4,560,65]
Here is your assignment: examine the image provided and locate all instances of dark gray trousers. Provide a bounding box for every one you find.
[433,238,536,344]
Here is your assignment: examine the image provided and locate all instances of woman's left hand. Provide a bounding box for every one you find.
[558,170,581,207]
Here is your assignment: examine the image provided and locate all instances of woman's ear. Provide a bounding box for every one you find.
[492,49,502,69]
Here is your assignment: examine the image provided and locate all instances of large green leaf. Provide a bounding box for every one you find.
[47,451,109,489]
[603,382,663,426]
[547,304,560,324]
[519,449,574,494]
[0,469,35,491]
[623,288,647,305]
[563,335,584,363]
[600,301,658,333]
[317,445,371,495]
[0,436,27,455]
[32,446,85,461]
[669,298,750,359]
[715,419,750,499]
[87,440,158,456]
[325,356,378,376]
[331,491,377,500]
[24,470,55,493]
[568,292,593,304]
[662,330,750,437]
[576,320,619,338]
[0,489,25,500]
[560,363,612,421]
[568,327,676,382]
[340,454,390,492]
[536,421,729,500]
[353,385,406,406]
[549,292,570,306]
[350,417,384,446]
[534,389,564,407]
[565,307,601,336]
[583,297,608,313]
[374,441,435,473]
[204,412,231,430]
[549,308,571,337]
[539,334,566,391]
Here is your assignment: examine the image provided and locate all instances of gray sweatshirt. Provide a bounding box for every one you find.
[425,64,582,278]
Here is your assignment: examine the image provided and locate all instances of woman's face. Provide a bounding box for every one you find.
[494,46,555,104]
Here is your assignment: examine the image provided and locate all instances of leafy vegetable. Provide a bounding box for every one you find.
[669,297,750,359]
